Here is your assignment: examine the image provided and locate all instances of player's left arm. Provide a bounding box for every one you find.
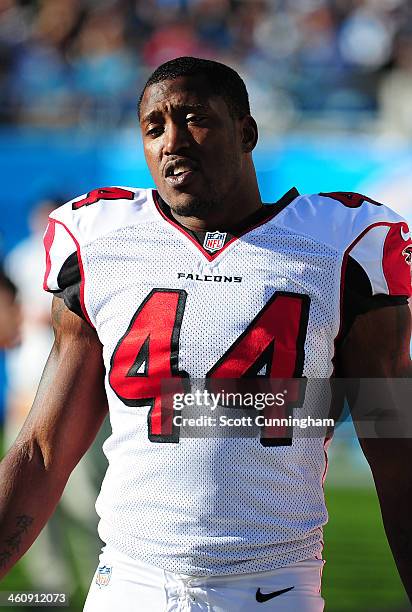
[337,302,412,601]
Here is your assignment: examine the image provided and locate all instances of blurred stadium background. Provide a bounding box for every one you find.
[0,0,411,610]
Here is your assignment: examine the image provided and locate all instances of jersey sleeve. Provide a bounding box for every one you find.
[276,191,411,345]
[347,220,412,298]
[43,215,91,324]
[42,186,143,327]
[340,217,411,344]
[301,191,412,297]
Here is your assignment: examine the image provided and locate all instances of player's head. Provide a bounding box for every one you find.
[0,269,20,349]
[30,198,64,235]
[138,57,259,219]
[138,57,250,122]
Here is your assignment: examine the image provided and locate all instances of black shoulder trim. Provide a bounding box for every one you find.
[56,253,86,322]
[57,252,80,290]
[340,256,408,345]
[274,187,300,211]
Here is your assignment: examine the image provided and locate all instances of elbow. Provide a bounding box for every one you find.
[14,435,54,473]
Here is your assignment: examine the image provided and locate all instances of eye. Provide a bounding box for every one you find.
[186,114,206,124]
[146,125,163,137]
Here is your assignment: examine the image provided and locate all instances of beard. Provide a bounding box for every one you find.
[168,195,218,218]
[160,154,242,219]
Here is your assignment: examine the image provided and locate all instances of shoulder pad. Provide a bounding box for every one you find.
[276,191,408,253]
[49,187,153,245]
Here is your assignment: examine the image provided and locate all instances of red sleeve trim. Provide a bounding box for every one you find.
[52,219,94,328]
[332,221,409,370]
[382,222,412,297]
[43,218,56,291]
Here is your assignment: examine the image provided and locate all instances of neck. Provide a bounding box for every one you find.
[168,173,263,232]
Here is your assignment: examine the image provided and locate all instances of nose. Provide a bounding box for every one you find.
[163,120,190,156]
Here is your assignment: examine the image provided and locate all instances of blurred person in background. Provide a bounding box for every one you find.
[4,198,56,437]
[378,26,412,138]
[0,268,21,435]
[7,0,81,126]
[0,269,20,350]
[70,4,141,127]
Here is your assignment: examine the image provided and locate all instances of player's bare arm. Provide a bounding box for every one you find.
[338,304,412,601]
[0,297,108,580]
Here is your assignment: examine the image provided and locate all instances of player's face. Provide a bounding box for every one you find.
[140,75,244,217]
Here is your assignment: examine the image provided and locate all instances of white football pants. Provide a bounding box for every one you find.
[83,545,325,612]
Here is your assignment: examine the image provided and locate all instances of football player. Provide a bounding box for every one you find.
[0,57,411,611]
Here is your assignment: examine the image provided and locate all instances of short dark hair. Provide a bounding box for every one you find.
[138,56,250,120]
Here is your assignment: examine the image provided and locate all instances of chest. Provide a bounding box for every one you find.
[83,223,341,378]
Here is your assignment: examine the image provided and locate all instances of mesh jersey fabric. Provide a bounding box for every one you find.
[43,187,412,575]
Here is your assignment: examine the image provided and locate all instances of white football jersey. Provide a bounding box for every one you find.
[43,187,412,575]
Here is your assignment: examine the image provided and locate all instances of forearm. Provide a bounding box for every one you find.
[0,299,107,581]
[0,438,68,580]
[341,303,412,599]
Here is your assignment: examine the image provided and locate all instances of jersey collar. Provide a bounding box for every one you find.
[151,187,300,262]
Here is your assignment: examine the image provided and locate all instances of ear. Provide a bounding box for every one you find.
[240,115,258,153]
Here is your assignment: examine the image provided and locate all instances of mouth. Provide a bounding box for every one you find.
[164,159,199,189]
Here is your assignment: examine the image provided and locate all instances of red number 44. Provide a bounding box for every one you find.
[109,290,310,445]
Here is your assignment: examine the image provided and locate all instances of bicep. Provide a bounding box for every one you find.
[338,304,411,378]
[337,304,412,476]
[15,297,108,478]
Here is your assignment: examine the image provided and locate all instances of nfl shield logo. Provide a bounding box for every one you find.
[203,231,227,252]
[95,564,112,587]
